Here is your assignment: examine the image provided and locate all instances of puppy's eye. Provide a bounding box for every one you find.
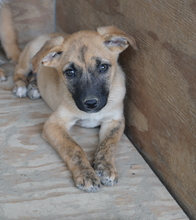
[99,63,109,73]
[64,68,75,77]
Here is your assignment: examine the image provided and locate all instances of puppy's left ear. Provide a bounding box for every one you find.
[97,26,138,53]
[32,36,64,73]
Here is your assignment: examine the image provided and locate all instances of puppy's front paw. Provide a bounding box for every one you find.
[13,85,27,98]
[93,161,118,186]
[27,83,41,100]
[73,168,101,193]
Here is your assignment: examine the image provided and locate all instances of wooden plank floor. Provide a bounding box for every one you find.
[0,58,188,220]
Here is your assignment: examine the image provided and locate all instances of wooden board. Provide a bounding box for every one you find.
[0,52,187,219]
[56,1,196,219]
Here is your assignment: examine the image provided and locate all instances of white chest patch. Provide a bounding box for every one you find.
[76,118,101,128]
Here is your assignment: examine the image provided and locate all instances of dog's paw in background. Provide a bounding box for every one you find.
[93,160,118,186]
[13,82,41,100]
[27,82,41,100]
[0,1,21,83]
[0,59,7,81]
[13,83,27,98]
[13,72,41,100]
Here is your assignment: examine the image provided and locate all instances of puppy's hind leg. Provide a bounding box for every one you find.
[13,44,31,98]
[0,3,21,63]
[27,72,41,100]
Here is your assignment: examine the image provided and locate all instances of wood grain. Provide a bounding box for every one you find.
[56,0,196,219]
[0,48,187,219]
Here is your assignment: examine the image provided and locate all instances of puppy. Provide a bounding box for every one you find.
[0,0,21,81]
[13,26,137,192]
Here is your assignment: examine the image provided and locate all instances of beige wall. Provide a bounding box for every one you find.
[56,0,196,219]
[10,0,54,47]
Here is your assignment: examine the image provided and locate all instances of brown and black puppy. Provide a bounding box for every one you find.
[0,0,21,81]
[13,26,137,192]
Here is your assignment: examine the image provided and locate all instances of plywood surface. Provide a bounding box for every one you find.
[0,57,187,219]
[56,1,196,218]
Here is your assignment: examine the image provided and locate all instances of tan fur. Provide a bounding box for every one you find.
[13,26,137,192]
[0,2,21,81]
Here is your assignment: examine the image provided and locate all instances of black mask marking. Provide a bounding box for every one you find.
[64,62,110,113]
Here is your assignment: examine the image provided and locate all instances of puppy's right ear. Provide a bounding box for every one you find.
[32,36,64,73]
[97,26,138,54]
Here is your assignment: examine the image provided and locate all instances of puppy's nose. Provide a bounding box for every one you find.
[84,99,98,109]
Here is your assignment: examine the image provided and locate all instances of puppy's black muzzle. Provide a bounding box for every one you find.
[67,74,109,113]
[84,99,98,109]
[73,89,108,113]
[76,94,107,113]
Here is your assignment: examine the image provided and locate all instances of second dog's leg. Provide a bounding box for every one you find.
[0,4,21,63]
[13,44,32,98]
[13,66,29,98]
[13,43,40,99]
[43,111,101,193]
[26,72,40,100]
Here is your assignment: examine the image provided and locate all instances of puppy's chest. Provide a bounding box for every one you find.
[75,117,101,128]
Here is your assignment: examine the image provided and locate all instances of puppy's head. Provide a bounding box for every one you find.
[32,26,137,113]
